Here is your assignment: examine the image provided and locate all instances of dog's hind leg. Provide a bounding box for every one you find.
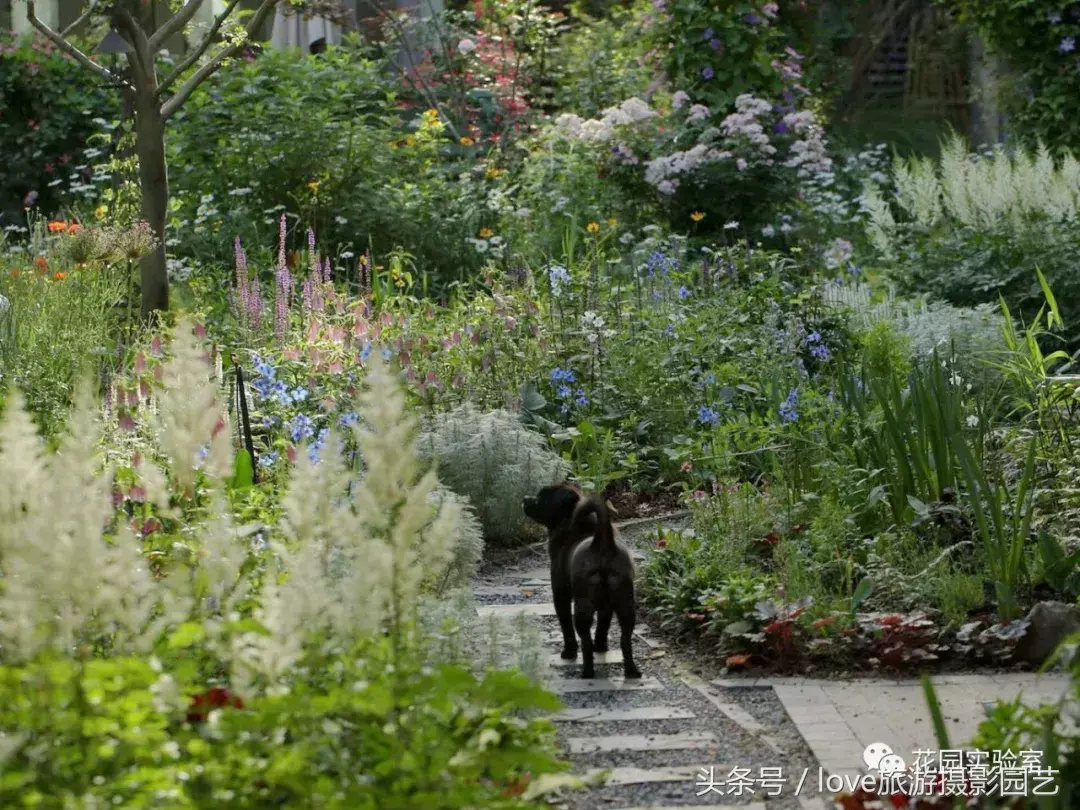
[553,577,577,660]
[593,606,612,653]
[574,600,596,678]
[615,595,642,679]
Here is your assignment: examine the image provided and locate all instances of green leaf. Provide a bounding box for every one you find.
[168,621,206,649]
[851,578,874,615]
[229,449,254,490]
[520,383,547,412]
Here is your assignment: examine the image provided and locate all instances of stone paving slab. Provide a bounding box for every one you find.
[549,676,665,693]
[550,650,625,666]
[611,805,766,810]
[567,731,720,754]
[553,706,697,723]
[770,674,1071,776]
[477,602,558,618]
[583,765,721,786]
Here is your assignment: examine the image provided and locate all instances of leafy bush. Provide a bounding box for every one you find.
[0,32,120,223]
[419,404,571,545]
[168,47,485,285]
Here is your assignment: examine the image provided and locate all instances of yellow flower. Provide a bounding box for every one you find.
[586,221,600,234]
[690,211,706,222]
[607,217,618,227]
[479,227,494,239]
[405,136,416,147]
[94,205,107,220]
[459,136,476,146]
[425,108,439,118]
[485,167,505,179]
[308,180,320,194]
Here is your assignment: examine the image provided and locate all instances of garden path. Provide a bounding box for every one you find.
[472,515,1071,808]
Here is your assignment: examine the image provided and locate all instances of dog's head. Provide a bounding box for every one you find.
[523,482,581,530]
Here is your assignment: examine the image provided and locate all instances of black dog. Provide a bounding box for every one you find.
[523,483,641,680]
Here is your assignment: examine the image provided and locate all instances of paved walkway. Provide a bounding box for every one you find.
[471,516,1072,809]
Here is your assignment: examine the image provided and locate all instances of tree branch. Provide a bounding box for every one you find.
[148,0,206,53]
[160,0,277,120]
[26,0,129,87]
[157,0,243,98]
[60,0,97,37]
[113,8,156,88]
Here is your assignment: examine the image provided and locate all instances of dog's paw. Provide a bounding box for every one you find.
[581,667,595,679]
[560,645,578,660]
[592,641,609,653]
[623,665,643,679]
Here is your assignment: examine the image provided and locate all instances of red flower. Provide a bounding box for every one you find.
[656,537,667,549]
[186,686,244,724]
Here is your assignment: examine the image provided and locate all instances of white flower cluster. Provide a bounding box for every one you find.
[554,97,656,143]
[644,143,732,194]
[687,104,711,124]
[580,310,617,352]
[783,110,833,178]
[720,94,777,155]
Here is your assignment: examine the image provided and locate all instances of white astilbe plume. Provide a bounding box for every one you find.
[233,358,460,691]
[860,181,897,260]
[0,379,157,662]
[353,358,458,636]
[154,321,232,492]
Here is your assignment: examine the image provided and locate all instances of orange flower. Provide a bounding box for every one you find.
[586,221,600,233]
[690,211,706,222]
[479,227,493,239]
[52,271,68,281]
[67,222,81,235]
[725,653,750,668]
[9,269,20,279]
[33,256,48,273]
[47,220,67,233]
[459,136,475,146]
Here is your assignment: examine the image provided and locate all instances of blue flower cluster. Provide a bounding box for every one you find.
[251,355,308,406]
[646,250,678,277]
[698,404,721,427]
[779,389,799,423]
[804,330,831,361]
[550,367,588,412]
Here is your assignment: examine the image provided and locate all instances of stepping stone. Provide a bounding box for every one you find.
[476,602,557,618]
[567,731,719,754]
[548,676,664,693]
[583,764,722,786]
[553,706,696,723]
[549,650,624,666]
[472,585,549,597]
[613,805,767,810]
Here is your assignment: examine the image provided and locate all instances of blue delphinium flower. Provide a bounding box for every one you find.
[778,389,799,423]
[380,347,392,362]
[709,38,721,51]
[290,413,314,443]
[678,286,692,299]
[308,428,329,464]
[1061,36,1076,53]
[811,343,831,361]
[704,372,717,385]
[805,331,821,344]
[702,27,715,40]
[262,415,279,429]
[360,342,372,362]
[575,389,589,407]
[698,404,721,427]
[557,384,571,399]
[1050,12,1062,24]
[259,451,279,468]
[551,367,576,384]
[549,264,572,295]
[702,66,715,80]
[290,386,308,403]
[339,411,360,429]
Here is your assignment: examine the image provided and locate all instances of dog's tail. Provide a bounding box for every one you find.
[572,494,616,554]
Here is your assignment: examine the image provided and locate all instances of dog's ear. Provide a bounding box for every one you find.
[544,484,581,527]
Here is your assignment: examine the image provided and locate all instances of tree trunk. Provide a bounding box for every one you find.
[133,88,170,320]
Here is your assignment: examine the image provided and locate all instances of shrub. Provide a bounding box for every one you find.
[0,32,120,223]
[419,404,571,545]
[168,47,485,285]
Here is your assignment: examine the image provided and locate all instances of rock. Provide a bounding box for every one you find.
[1013,601,1080,665]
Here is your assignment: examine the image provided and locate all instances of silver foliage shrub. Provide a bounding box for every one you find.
[418,404,570,545]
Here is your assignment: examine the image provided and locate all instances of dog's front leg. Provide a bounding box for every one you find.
[552,575,577,660]
[574,600,596,678]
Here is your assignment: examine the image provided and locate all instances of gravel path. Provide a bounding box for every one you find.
[470,516,829,810]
